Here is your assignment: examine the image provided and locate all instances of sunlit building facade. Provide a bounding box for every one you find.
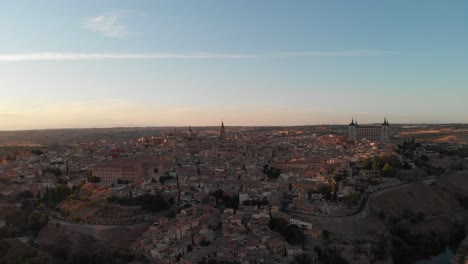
[348,118,390,141]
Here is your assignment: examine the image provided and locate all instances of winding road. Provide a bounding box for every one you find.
[287,174,441,221]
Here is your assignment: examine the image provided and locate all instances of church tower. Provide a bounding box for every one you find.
[187,125,193,138]
[348,118,356,140]
[219,121,226,140]
[381,118,390,141]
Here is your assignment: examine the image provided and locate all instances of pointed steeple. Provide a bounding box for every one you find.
[219,121,226,140]
[188,125,193,137]
[349,118,356,126]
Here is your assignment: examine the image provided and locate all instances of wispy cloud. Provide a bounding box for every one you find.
[81,11,128,38]
[0,50,396,61]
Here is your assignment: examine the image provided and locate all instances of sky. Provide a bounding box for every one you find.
[1,0,467,130]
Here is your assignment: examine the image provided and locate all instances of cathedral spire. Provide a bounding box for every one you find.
[219,121,226,140]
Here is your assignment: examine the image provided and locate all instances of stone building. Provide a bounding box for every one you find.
[348,118,390,141]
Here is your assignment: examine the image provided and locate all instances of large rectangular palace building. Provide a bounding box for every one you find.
[348,118,390,141]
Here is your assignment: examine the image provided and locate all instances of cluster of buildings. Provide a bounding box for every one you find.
[0,118,427,263]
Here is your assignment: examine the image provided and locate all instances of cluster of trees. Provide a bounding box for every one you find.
[425,145,468,158]
[0,202,49,239]
[263,165,281,179]
[211,189,239,209]
[1,186,76,240]
[107,193,172,212]
[268,218,305,245]
[116,178,130,184]
[5,155,16,161]
[371,235,387,261]
[449,221,467,252]
[397,138,420,159]
[397,139,447,176]
[31,149,44,156]
[389,217,466,264]
[318,185,333,201]
[391,224,447,264]
[87,176,101,183]
[0,211,47,239]
[16,190,34,200]
[0,240,47,264]
[42,167,63,177]
[41,185,74,208]
[363,155,401,177]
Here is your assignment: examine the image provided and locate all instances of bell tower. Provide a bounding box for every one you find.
[348,118,356,140]
[219,121,226,140]
[381,118,390,141]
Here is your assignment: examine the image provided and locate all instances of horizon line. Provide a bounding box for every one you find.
[0,122,466,132]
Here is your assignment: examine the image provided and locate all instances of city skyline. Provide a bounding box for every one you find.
[1,0,468,129]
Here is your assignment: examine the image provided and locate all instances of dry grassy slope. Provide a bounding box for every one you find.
[398,128,468,144]
[57,184,110,219]
[370,171,468,236]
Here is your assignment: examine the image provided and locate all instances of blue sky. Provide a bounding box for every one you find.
[0,0,467,129]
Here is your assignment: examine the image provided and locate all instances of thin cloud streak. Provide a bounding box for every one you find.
[0,50,396,61]
[81,12,128,38]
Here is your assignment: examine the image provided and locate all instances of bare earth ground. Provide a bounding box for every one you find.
[397,127,468,144]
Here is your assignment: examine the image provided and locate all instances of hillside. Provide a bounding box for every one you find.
[371,171,468,235]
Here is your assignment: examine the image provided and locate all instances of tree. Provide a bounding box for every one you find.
[266,167,281,179]
[87,176,101,183]
[382,162,395,177]
[283,225,306,245]
[269,217,288,234]
[383,154,402,169]
[16,191,33,201]
[372,156,383,170]
[322,230,330,240]
[319,185,332,200]
[28,211,48,236]
[31,149,44,156]
[363,158,373,170]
